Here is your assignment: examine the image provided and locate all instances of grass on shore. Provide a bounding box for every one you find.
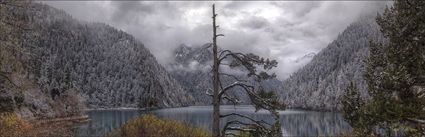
[111,114,210,137]
[0,112,33,136]
[112,114,261,137]
[0,112,82,137]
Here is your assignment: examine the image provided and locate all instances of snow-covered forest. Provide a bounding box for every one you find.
[279,15,386,111]
[19,3,194,108]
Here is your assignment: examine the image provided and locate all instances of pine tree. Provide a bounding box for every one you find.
[344,0,425,136]
[341,82,368,134]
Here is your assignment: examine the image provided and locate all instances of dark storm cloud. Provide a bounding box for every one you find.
[43,1,390,80]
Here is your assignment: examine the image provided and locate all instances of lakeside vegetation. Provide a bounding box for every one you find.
[0,113,32,137]
[0,112,86,137]
[111,115,209,137]
[111,114,261,137]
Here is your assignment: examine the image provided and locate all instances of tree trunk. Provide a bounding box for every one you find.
[212,4,220,137]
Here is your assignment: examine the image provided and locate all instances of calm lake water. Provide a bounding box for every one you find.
[72,105,351,136]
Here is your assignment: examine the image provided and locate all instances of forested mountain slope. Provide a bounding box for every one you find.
[3,2,194,110]
[1,1,86,119]
[280,16,386,111]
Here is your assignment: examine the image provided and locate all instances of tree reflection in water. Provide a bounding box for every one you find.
[73,106,351,137]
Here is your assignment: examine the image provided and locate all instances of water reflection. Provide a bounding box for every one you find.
[73,106,351,137]
[72,109,144,137]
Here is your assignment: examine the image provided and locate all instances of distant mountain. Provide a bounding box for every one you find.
[15,3,194,109]
[280,16,385,111]
[167,44,214,105]
[168,44,283,105]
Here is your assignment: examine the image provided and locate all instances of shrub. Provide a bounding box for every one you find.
[116,115,209,137]
[0,112,32,136]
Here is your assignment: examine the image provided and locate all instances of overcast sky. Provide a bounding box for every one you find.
[43,1,389,80]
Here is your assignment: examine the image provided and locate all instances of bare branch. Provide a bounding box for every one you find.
[222,94,241,105]
[218,50,231,60]
[217,34,224,37]
[219,52,248,62]
[219,81,253,97]
[205,88,213,97]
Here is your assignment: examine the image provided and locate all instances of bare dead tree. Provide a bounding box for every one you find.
[210,4,283,137]
[211,4,221,137]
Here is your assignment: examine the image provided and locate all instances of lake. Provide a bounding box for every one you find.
[72,105,351,136]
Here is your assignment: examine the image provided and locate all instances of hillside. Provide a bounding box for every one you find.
[27,3,196,108]
[1,1,194,118]
[1,1,86,119]
[279,15,386,111]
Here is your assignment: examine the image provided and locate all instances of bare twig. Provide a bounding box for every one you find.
[219,81,253,97]
[222,94,241,105]
[205,88,213,97]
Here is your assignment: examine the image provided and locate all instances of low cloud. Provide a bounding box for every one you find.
[239,16,269,30]
[43,1,390,80]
